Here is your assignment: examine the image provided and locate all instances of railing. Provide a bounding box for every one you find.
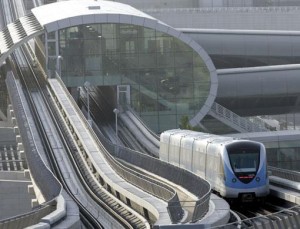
[0,201,55,229]
[52,75,185,223]
[269,166,300,182]
[209,102,271,132]
[54,74,211,223]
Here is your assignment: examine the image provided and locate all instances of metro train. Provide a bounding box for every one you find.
[160,129,269,202]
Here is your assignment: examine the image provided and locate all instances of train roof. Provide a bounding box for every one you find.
[161,129,237,145]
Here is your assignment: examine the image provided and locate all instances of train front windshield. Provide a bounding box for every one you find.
[226,142,260,183]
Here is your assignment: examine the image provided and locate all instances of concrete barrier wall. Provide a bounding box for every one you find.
[4,73,65,228]
[6,73,61,201]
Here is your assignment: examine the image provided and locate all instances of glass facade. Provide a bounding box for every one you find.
[58,23,211,133]
[265,141,300,171]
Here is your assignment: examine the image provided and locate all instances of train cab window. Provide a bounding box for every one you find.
[226,142,260,183]
[229,152,259,173]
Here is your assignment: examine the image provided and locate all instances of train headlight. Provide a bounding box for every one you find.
[255,177,260,182]
[232,178,237,183]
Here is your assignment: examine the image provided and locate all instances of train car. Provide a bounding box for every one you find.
[160,129,269,202]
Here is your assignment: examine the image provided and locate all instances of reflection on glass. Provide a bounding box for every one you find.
[58,23,211,132]
[229,152,259,173]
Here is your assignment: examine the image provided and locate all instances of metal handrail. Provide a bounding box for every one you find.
[53,74,211,222]
[210,102,271,132]
[0,202,55,228]
[268,166,300,182]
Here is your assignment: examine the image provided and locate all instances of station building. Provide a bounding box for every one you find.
[34,0,217,133]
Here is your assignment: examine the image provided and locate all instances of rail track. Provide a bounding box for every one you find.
[3,0,151,228]
[222,196,300,228]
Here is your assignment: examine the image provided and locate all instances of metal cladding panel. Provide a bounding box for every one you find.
[159,129,184,141]
[31,0,157,27]
[180,135,197,170]
[160,129,189,165]
[155,22,169,34]
[168,130,190,147]
[69,16,83,28]
[143,18,158,29]
[160,130,225,174]
[206,137,232,156]
[119,14,132,24]
[168,133,185,166]
[178,32,192,45]
[57,18,71,30]
[167,27,181,38]
[45,22,59,32]
[107,14,120,23]
[159,129,182,162]
[193,135,211,153]
[180,134,200,150]
[206,141,222,157]
[82,14,95,24]
[192,137,208,176]
[131,16,145,26]
[94,14,108,23]
[244,34,269,56]
[179,132,211,170]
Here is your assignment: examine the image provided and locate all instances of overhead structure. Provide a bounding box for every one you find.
[0,13,43,63]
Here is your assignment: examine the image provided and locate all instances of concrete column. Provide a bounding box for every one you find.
[16,135,22,143]
[17,142,24,152]
[13,126,19,135]
[28,184,35,195]
[20,151,26,160]
[11,117,16,126]
[31,199,39,208]
[24,169,31,179]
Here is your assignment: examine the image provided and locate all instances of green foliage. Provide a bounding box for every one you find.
[179,115,203,132]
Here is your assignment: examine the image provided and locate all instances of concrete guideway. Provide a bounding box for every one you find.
[49,78,170,226]
[2,73,80,228]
